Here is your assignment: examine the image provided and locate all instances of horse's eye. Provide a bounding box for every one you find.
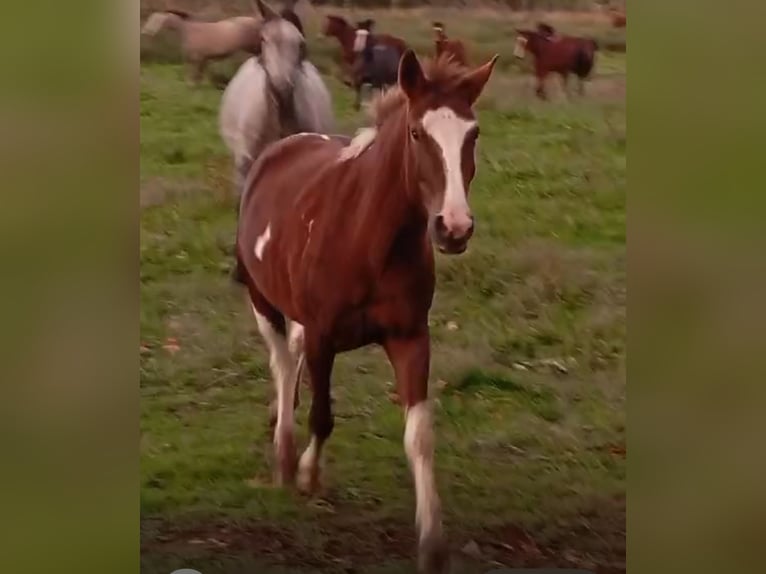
[410,128,420,141]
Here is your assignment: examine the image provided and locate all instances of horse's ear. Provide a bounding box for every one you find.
[459,54,499,105]
[253,0,279,20]
[398,50,427,102]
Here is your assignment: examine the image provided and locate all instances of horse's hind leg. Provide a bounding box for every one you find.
[384,332,447,574]
[251,302,300,485]
[296,333,335,495]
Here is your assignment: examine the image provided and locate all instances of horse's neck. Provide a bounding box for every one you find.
[350,118,426,276]
[336,25,356,54]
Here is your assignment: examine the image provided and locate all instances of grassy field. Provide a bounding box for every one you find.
[140,4,625,573]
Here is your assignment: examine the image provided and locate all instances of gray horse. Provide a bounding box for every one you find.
[219,0,334,199]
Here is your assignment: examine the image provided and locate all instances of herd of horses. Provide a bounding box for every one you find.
[142,2,612,102]
[142,2,622,572]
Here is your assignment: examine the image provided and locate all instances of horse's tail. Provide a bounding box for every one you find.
[231,248,249,286]
[574,39,597,78]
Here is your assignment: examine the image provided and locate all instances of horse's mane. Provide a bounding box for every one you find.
[326,14,349,26]
[340,55,469,161]
[165,9,190,20]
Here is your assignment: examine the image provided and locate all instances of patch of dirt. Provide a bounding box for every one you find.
[142,498,625,573]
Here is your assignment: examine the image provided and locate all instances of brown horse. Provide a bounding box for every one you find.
[322,14,407,83]
[234,51,498,573]
[432,21,468,65]
[514,25,598,99]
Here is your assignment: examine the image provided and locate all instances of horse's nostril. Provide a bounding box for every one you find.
[435,214,446,234]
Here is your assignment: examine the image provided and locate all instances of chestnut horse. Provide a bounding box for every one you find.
[432,21,467,65]
[234,51,498,573]
[514,25,598,99]
[322,14,407,83]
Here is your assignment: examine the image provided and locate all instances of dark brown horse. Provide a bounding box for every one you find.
[432,21,468,66]
[234,51,498,573]
[350,21,404,110]
[514,25,598,99]
[322,14,407,83]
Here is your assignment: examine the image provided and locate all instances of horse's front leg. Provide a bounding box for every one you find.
[384,331,447,574]
[535,73,548,100]
[561,72,571,100]
[296,333,335,494]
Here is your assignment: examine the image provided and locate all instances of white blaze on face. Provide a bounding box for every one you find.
[353,29,369,53]
[514,36,528,58]
[421,107,476,235]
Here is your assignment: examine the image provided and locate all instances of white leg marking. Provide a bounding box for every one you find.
[251,305,296,448]
[254,223,272,261]
[404,401,442,544]
[422,107,476,231]
[297,436,320,491]
[288,321,305,357]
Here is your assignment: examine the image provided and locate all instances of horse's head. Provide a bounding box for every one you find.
[398,51,498,255]
[513,29,539,58]
[253,0,306,96]
[432,21,446,40]
[322,15,347,38]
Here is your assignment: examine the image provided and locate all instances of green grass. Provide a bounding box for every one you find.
[140,5,625,573]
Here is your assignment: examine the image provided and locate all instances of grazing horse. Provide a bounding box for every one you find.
[322,14,407,84]
[219,0,334,198]
[350,26,401,110]
[432,21,468,65]
[234,51,498,572]
[514,26,598,99]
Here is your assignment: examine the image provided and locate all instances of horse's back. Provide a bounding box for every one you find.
[242,133,350,218]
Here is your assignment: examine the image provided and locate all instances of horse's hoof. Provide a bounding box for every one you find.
[418,532,449,574]
[296,460,321,495]
[274,433,297,486]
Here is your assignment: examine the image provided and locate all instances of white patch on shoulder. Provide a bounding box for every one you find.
[338,127,377,162]
[254,223,272,260]
[421,107,476,216]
